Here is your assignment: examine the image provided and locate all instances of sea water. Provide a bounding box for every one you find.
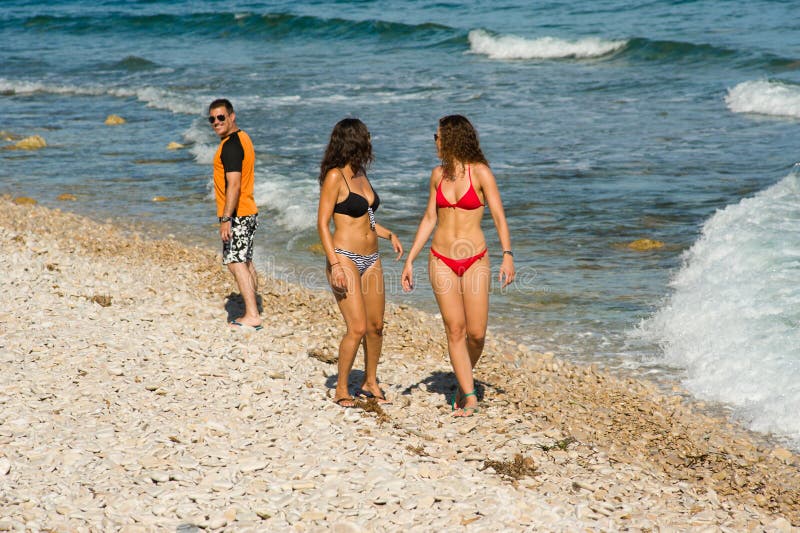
[1,0,799,447]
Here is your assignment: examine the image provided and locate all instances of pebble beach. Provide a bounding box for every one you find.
[1,195,798,532]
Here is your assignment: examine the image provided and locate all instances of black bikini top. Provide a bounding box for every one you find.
[333,170,380,218]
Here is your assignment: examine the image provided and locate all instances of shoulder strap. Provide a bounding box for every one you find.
[339,168,352,192]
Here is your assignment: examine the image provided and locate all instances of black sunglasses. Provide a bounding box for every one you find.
[208,114,227,124]
[433,133,438,141]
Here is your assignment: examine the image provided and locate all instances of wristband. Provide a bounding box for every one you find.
[503,250,514,257]
[219,216,232,223]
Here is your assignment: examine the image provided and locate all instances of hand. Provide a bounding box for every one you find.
[499,255,515,288]
[219,221,232,242]
[329,263,348,292]
[390,233,404,261]
[401,262,414,292]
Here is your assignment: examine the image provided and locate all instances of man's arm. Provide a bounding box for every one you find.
[219,171,241,242]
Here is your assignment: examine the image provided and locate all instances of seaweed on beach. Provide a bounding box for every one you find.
[89,294,112,307]
[356,397,391,424]
[406,444,427,456]
[481,453,538,480]
[307,347,337,364]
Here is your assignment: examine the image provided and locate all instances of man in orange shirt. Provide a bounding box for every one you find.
[208,98,261,330]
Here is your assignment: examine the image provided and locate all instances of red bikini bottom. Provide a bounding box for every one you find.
[431,248,487,277]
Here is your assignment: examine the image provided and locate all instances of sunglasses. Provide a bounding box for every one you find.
[208,114,227,124]
[433,133,439,141]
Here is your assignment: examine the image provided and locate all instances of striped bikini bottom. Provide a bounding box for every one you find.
[335,248,380,275]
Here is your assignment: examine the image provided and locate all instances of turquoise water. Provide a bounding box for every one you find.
[2,0,799,446]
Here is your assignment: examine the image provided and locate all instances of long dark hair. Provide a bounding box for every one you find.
[318,118,373,185]
[438,115,488,180]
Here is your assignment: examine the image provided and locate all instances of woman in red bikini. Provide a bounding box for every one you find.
[401,115,514,417]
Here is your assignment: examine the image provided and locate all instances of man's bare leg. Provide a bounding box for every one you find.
[228,261,261,327]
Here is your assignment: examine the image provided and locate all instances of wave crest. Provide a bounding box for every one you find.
[0,78,200,115]
[468,29,627,60]
[639,171,800,446]
[7,12,454,44]
[725,80,800,119]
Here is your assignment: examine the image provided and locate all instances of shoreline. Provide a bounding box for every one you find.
[1,195,797,530]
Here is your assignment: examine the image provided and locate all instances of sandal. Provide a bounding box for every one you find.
[357,388,392,405]
[334,397,357,408]
[451,387,462,411]
[453,391,479,417]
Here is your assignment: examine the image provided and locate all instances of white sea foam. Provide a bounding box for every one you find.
[0,77,433,117]
[184,120,218,165]
[0,78,202,115]
[468,29,627,60]
[248,91,435,108]
[639,170,800,448]
[725,80,800,119]
[0,78,103,96]
[253,171,318,233]
[203,168,317,233]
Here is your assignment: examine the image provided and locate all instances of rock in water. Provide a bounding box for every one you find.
[13,196,37,205]
[11,135,47,150]
[104,114,126,125]
[627,238,664,251]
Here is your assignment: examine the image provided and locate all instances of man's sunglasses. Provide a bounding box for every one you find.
[208,114,227,124]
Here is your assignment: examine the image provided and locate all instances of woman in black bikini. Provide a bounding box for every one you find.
[401,115,514,417]
[317,118,403,407]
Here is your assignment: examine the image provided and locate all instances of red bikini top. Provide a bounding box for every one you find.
[435,164,484,210]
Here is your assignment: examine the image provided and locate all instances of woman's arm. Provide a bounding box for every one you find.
[475,164,515,287]
[317,169,347,290]
[401,168,440,291]
[374,222,403,260]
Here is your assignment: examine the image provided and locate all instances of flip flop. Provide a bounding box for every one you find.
[334,397,357,408]
[454,405,480,417]
[229,319,263,331]
[357,388,392,405]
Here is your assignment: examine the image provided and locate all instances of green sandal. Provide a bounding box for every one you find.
[451,388,462,411]
[453,391,478,416]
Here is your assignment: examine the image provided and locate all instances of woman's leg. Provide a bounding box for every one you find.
[359,260,387,399]
[429,254,474,408]
[461,254,490,369]
[454,255,490,415]
[327,259,366,405]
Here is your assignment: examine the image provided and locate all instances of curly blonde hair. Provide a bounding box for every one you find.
[438,115,488,180]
